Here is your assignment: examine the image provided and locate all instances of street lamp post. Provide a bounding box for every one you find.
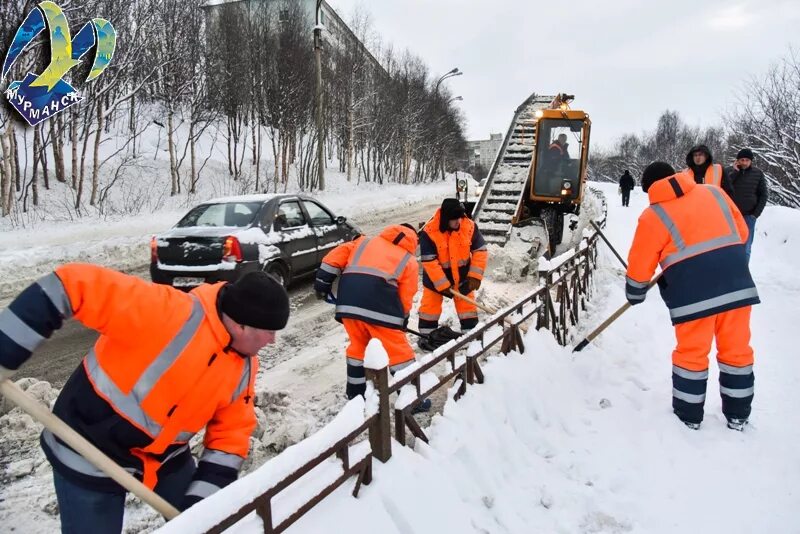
[433,68,462,182]
[434,68,462,95]
[314,0,325,190]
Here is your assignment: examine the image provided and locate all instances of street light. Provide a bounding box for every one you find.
[431,69,462,181]
[434,67,462,95]
[314,0,325,190]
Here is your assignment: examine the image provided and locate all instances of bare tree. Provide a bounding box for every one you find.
[726,48,800,207]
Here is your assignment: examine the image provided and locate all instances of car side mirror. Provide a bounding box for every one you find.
[336,215,346,225]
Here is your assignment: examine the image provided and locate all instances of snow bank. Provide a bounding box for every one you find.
[363,339,389,370]
[156,397,369,534]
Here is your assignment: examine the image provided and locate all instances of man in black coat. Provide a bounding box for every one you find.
[619,170,635,206]
[727,148,768,261]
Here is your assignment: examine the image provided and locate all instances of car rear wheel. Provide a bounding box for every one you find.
[264,261,289,289]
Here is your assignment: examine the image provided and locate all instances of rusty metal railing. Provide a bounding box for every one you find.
[195,201,607,534]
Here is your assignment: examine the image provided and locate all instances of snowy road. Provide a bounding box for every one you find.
[8,200,443,388]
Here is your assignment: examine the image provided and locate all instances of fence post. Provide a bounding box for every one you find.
[365,365,392,463]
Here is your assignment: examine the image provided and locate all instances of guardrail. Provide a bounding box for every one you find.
[175,196,607,534]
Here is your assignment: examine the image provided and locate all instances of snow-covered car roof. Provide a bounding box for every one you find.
[200,193,321,205]
[201,193,280,204]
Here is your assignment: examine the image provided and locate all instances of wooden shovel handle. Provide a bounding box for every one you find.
[451,290,521,328]
[0,379,180,519]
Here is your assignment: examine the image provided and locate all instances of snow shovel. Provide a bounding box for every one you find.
[572,273,661,352]
[404,327,432,340]
[0,378,180,520]
[450,290,520,328]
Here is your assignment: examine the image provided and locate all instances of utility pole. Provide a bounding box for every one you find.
[314,0,325,190]
[433,68,462,182]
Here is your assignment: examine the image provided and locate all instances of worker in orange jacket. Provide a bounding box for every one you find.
[314,224,419,400]
[626,162,759,431]
[418,199,488,339]
[682,144,734,197]
[0,265,289,532]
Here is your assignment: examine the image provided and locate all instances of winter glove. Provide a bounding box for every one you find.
[458,278,482,295]
[624,279,648,306]
[439,286,453,299]
[457,280,470,295]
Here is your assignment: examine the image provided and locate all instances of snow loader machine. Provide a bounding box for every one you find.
[471,93,592,257]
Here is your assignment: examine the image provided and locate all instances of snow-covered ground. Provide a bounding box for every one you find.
[163,182,799,533]
[3,181,798,533]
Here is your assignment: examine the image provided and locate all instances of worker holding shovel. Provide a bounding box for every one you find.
[624,162,758,431]
[314,223,430,410]
[0,265,290,532]
[417,198,489,350]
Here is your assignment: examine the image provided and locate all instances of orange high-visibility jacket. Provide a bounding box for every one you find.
[682,163,724,188]
[0,264,256,495]
[419,209,488,293]
[315,225,419,329]
[626,172,759,324]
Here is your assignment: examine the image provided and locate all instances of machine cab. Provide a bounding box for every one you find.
[530,110,591,203]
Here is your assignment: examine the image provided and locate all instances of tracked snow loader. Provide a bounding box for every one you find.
[472,93,592,256]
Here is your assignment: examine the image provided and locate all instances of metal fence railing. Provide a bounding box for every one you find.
[188,198,607,534]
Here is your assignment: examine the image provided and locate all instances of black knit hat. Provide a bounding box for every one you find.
[736,148,754,160]
[221,271,290,330]
[641,161,676,193]
[439,198,465,232]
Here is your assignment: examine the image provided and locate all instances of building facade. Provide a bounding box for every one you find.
[202,0,384,74]
[467,133,503,171]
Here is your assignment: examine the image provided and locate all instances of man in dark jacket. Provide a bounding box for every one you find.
[619,170,635,206]
[683,145,735,198]
[727,148,768,261]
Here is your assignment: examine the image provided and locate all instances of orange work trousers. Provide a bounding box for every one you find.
[418,287,479,334]
[342,318,415,399]
[672,306,754,371]
[342,318,415,368]
[671,306,754,424]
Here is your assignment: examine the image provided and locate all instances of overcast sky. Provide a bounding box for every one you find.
[326,0,800,150]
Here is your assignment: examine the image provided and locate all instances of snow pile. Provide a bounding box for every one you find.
[363,339,389,370]
[167,181,798,534]
[487,231,539,282]
[156,397,370,534]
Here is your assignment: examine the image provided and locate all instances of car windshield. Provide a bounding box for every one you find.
[176,202,262,228]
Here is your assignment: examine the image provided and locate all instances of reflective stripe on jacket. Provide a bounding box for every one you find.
[316,225,419,329]
[419,209,488,293]
[626,173,759,324]
[0,264,256,495]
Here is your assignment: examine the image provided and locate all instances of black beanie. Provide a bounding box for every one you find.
[641,161,676,193]
[221,271,290,330]
[736,148,754,160]
[439,199,465,231]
